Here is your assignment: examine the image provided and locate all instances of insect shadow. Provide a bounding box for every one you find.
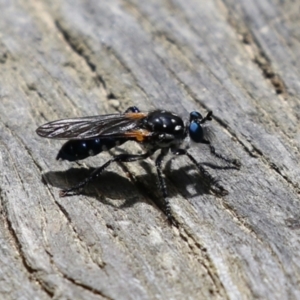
[42,159,230,214]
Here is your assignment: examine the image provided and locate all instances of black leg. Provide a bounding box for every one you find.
[60,151,153,197]
[172,148,228,196]
[155,148,173,224]
[209,145,241,168]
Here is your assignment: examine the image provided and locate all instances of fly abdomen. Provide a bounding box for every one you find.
[56,138,118,161]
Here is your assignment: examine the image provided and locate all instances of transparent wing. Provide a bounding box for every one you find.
[36,112,147,140]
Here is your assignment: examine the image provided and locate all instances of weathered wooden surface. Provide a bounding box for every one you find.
[0,0,300,299]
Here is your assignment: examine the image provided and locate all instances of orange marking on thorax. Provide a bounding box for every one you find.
[125,129,151,142]
[125,112,148,119]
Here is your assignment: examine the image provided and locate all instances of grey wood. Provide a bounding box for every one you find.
[0,0,299,299]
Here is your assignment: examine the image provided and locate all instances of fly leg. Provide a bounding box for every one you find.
[172,148,228,196]
[155,148,174,224]
[60,151,153,197]
[209,145,241,168]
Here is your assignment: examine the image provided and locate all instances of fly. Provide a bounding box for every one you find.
[36,106,240,223]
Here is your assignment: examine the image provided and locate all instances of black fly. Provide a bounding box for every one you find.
[36,106,240,223]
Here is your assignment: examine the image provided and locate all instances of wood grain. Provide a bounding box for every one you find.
[0,0,299,299]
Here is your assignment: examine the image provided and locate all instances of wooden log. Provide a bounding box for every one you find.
[0,0,299,299]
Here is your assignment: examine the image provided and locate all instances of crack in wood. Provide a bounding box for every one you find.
[220,200,287,274]
[44,248,112,299]
[223,6,287,96]
[0,187,54,298]
[102,44,151,105]
[54,19,150,111]
[42,175,108,269]
[1,124,112,296]
[178,226,229,299]
[54,20,116,99]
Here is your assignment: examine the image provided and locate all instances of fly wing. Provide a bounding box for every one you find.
[36,112,147,140]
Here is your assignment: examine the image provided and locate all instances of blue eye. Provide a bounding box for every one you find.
[190,111,202,121]
[189,121,204,143]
